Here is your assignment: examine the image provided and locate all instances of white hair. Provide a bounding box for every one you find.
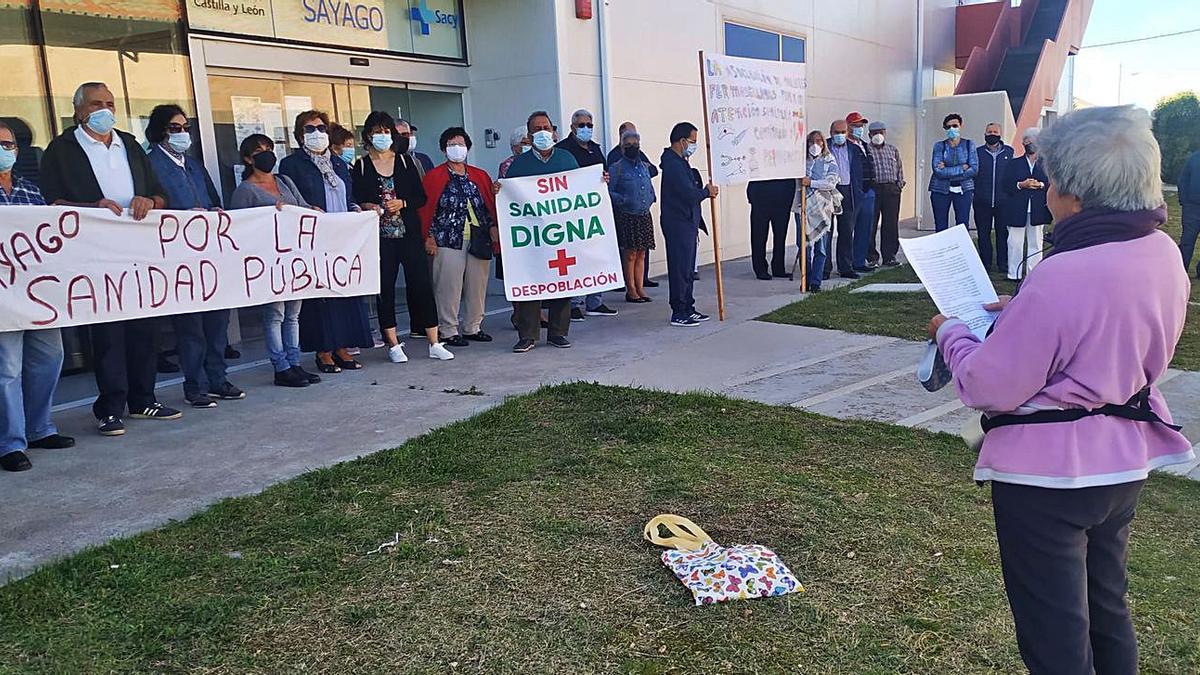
[509,125,528,149]
[1038,106,1163,212]
[72,82,108,109]
[571,108,593,124]
[1021,127,1041,143]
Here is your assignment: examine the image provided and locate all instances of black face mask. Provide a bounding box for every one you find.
[394,135,410,155]
[1024,142,1037,155]
[251,151,276,174]
[985,134,1002,146]
[622,145,640,160]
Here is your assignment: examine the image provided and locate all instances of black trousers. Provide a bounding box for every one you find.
[378,236,437,332]
[663,221,698,320]
[992,480,1143,675]
[749,201,791,276]
[834,185,859,274]
[91,318,160,419]
[512,298,570,341]
[873,184,902,264]
[974,202,1009,271]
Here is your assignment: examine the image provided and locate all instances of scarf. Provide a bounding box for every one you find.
[306,149,341,188]
[1046,204,1167,258]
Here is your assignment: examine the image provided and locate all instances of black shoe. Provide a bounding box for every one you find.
[755,272,772,281]
[671,317,701,327]
[772,272,790,279]
[570,307,585,322]
[548,335,572,348]
[839,271,861,280]
[585,304,618,317]
[187,394,218,409]
[690,312,711,322]
[27,434,75,450]
[129,403,183,420]
[1,451,32,472]
[513,339,536,353]
[638,296,653,303]
[625,294,644,303]
[97,416,126,436]
[883,259,901,267]
[290,365,321,384]
[274,368,309,388]
[853,266,876,274]
[156,354,180,374]
[209,382,246,400]
[332,354,363,370]
[224,345,241,360]
[464,331,493,342]
[442,334,470,348]
[643,279,660,288]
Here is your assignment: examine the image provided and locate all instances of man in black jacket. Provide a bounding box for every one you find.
[974,122,1014,272]
[557,108,618,319]
[39,81,178,437]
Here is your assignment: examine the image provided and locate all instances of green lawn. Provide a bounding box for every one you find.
[2,384,1198,673]
[763,193,1200,370]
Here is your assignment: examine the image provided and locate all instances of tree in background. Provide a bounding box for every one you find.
[1152,91,1200,184]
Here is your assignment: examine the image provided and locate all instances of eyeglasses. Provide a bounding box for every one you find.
[303,124,328,134]
[166,123,191,134]
[576,122,594,129]
[0,141,16,151]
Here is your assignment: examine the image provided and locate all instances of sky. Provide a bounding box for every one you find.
[1072,0,1200,110]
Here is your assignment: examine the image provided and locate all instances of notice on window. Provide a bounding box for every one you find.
[899,225,1000,339]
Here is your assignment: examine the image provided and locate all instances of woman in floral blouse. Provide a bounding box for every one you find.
[417,127,499,347]
[351,111,453,363]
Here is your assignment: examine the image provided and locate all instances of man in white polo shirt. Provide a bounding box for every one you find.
[39,81,177,438]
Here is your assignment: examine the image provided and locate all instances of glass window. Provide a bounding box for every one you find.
[725,23,779,61]
[782,36,806,64]
[0,0,53,184]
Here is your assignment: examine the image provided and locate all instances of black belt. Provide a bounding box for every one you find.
[981,387,1182,433]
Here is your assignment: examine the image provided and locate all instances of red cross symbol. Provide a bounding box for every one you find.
[547,248,577,277]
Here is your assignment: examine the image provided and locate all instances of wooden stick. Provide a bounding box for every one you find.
[800,188,808,293]
[698,50,726,321]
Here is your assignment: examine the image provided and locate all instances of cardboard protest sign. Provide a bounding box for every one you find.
[702,53,807,185]
[0,205,379,332]
[496,164,623,302]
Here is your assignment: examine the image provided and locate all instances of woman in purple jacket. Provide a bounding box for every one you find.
[929,106,1193,675]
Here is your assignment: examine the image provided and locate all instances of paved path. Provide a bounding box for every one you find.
[3,256,1197,581]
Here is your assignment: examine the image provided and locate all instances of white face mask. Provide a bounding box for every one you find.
[808,143,822,157]
[446,145,468,164]
[871,133,885,146]
[408,135,417,152]
[304,131,330,154]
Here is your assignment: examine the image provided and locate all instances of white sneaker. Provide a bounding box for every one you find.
[429,342,455,360]
[388,343,408,363]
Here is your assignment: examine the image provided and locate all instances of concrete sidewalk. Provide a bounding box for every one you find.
[3,253,1197,581]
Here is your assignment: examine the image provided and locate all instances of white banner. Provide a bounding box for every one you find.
[497,165,623,302]
[702,52,807,186]
[0,205,379,332]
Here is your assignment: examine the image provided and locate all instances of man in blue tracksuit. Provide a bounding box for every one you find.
[659,122,717,327]
[974,122,1014,272]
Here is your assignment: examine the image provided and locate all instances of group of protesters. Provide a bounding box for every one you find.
[0,81,721,471]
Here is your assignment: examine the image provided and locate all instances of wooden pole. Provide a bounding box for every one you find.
[698,50,726,321]
[799,188,808,293]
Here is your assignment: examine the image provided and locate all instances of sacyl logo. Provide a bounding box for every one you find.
[409,0,457,36]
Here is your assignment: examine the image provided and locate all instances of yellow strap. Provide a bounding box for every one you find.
[464,198,479,241]
[643,514,715,551]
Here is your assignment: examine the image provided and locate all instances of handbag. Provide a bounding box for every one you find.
[643,514,804,606]
[465,198,492,261]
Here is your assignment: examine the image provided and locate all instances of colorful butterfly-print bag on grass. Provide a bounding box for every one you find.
[643,514,804,606]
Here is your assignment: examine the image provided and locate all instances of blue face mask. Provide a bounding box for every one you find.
[167,132,191,154]
[683,141,697,158]
[852,126,866,140]
[86,108,116,136]
[370,133,392,152]
[946,127,961,140]
[531,130,555,151]
[339,148,356,164]
[575,126,594,143]
[520,144,532,154]
[0,147,16,173]
[831,133,847,146]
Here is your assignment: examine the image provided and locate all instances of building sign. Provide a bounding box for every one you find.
[187,0,463,59]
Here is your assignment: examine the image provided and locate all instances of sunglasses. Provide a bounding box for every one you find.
[0,140,16,151]
[576,122,594,128]
[303,124,328,134]
[166,123,191,134]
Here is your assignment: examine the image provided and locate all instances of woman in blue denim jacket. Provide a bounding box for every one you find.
[607,129,658,303]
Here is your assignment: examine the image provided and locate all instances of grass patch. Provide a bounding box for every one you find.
[762,193,1199,370]
[1,384,1198,673]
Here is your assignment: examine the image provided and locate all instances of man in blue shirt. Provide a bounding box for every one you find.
[659,122,717,327]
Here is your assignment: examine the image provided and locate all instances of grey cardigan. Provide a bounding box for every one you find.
[229,174,310,209]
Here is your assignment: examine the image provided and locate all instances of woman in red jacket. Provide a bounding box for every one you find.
[418,128,499,347]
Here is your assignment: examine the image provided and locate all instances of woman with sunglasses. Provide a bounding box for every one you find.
[927,112,979,232]
[350,110,453,362]
[278,110,373,374]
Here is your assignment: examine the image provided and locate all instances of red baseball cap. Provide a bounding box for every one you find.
[845,112,868,125]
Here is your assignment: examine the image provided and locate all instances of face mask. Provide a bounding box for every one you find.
[985,134,1002,146]
[520,144,532,154]
[945,127,960,140]
[871,133,885,146]
[339,148,356,164]
[86,108,116,136]
[531,130,555,151]
[852,126,866,140]
[446,145,469,163]
[575,126,594,143]
[394,136,410,155]
[167,132,191,154]
[1024,142,1037,155]
[371,133,393,152]
[251,151,277,173]
[831,133,847,146]
[622,145,640,160]
[808,144,822,157]
[408,135,417,152]
[0,147,16,173]
[683,141,697,158]
[304,131,329,153]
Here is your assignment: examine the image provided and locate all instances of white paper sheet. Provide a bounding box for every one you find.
[899,225,1000,339]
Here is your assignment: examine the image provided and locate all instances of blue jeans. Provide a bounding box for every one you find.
[264,301,303,372]
[0,329,63,455]
[173,310,230,399]
[1181,204,1199,276]
[571,293,604,311]
[853,188,876,268]
[930,190,974,232]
